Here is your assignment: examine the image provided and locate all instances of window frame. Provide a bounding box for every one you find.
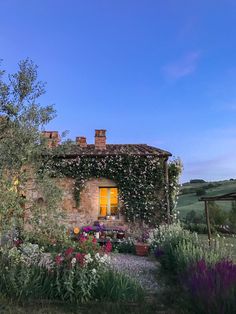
[99,186,119,217]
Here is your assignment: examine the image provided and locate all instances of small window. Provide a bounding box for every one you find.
[99,187,118,217]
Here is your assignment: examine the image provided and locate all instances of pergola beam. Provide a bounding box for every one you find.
[199,192,236,245]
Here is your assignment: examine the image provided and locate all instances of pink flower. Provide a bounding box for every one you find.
[13,239,23,247]
[75,253,85,266]
[55,255,63,265]
[104,241,112,253]
[65,247,74,256]
[79,235,86,243]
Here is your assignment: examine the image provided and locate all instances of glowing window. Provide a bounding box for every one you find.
[99,187,118,216]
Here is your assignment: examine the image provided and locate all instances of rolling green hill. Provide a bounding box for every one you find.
[176,179,236,219]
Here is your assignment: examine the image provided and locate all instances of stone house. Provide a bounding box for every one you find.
[37,129,172,228]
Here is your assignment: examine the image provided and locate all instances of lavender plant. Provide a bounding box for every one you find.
[183,259,236,314]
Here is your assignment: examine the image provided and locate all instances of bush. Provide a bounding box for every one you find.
[149,223,230,280]
[0,240,110,303]
[185,210,205,224]
[150,223,236,313]
[112,238,135,254]
[209,201,228,226]
[0,237,144,304]
[183,223,215,234]
[196,188,206,196]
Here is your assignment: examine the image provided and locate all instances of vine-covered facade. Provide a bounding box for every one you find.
[42,130,181,227]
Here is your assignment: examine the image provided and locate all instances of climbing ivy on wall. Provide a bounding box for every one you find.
[45,154,182,226]
[168,157,183,220]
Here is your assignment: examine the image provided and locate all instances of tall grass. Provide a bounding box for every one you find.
[94,269,144,302]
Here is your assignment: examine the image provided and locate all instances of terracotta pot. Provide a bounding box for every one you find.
[135,243,150,256]
[117,231,125,239]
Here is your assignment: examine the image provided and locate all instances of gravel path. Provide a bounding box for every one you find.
[110,253,160,292]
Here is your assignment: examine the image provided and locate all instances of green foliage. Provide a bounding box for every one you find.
[0,59,65,241]
[149,223,230,281]
[0,240,144,305]
[196,188,206,196]
[94,269,144,302]
[229,201,236,226]
[168,158,182,217]
[209,201,228,225]
[185,210,205,224]
[183,223,215,234]
[112,238,135,254]
[0,242,110,304]
[177,179,236,221]
[45,155,181,225]
[0,59,55,172]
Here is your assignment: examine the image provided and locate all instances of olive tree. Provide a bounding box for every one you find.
[0,59,65,244]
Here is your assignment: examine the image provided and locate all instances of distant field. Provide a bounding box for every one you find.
[176,179,236,219]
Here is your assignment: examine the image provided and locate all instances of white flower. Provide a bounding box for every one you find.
[71,257,76,266]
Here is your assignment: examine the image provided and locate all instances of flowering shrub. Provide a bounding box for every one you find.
[183,259,236,314]
[113,237,135,254]
[52,247,111,303]
[149,222,195,251]
[7,242,53,269]
[0,238,111,303]
[76,234,101,255]
[103,240,112,253]
[149,223,230,279]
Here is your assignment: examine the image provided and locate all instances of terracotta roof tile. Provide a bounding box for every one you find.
[56,144,171,158]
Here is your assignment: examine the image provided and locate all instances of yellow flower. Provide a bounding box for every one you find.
[74,227,80,234]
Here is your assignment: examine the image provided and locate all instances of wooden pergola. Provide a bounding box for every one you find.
[199,192,236,244]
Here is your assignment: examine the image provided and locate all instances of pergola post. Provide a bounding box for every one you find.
[204,200,211,245]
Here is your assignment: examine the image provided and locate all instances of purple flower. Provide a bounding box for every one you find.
[95,225,104,232]
[154,247,164,258]
[182,259,236,313]
[83,226,93,233]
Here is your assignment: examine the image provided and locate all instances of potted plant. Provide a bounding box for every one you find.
[131,223,150,256]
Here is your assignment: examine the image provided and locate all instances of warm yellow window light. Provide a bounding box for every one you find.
[99,187,118,217]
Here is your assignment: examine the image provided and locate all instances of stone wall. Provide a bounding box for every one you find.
[24,175,125,228]
[55,177,124,228]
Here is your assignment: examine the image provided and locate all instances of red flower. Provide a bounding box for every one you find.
[55,255,63,265]
[79,235,86,243]
[92,237,97,244]
[75,253,85,266]
[104,241,112,253]
[13,239,23,247]
[65,247,74,256]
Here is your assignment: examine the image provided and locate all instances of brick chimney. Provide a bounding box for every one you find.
[42,131,60,148]
[76,136,87,148]
[95,129,106,150]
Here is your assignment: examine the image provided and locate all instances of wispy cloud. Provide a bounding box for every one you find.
[162,51,201,80]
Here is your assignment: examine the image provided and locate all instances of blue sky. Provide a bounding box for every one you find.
[0,0,236,182]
